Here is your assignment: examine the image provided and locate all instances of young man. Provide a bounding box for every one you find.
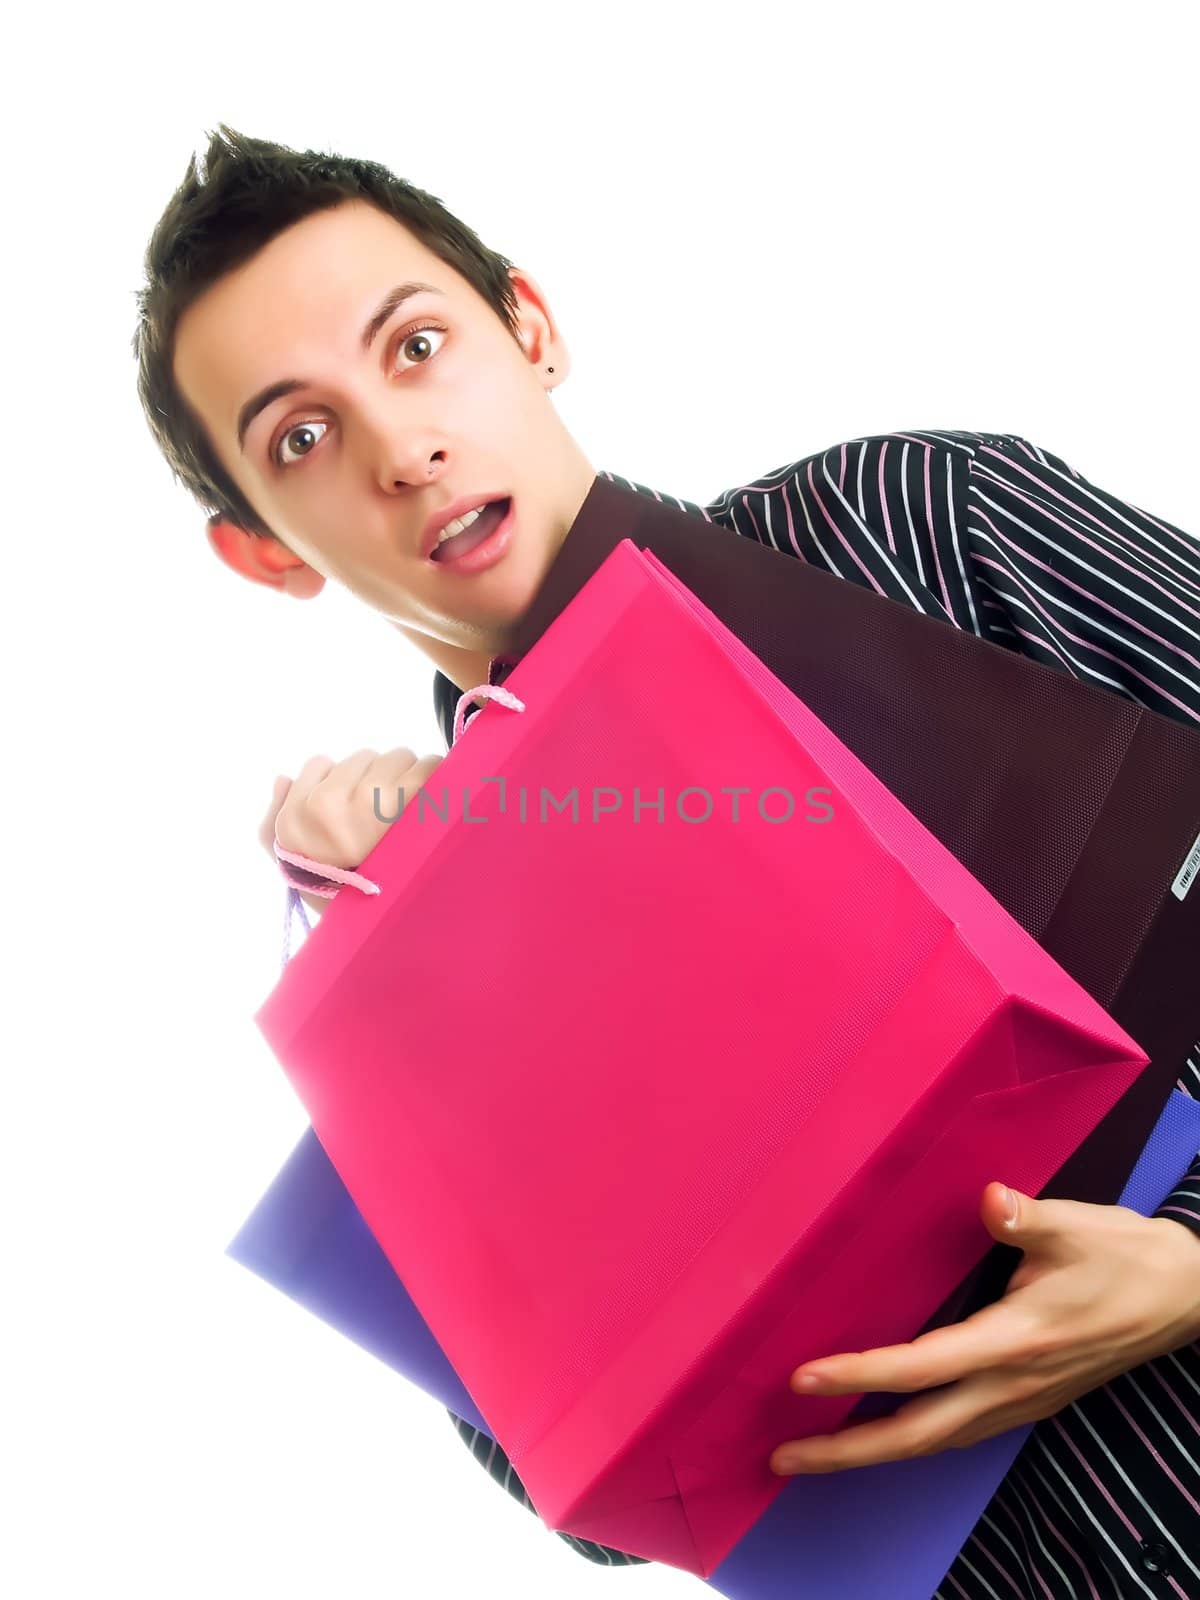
[135,124,1200,1597]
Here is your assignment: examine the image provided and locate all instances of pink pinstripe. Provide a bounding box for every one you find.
[878,439,898,555]
[971,542,1200,720]
[1105,1385,1200,1518]
[960,1507,1053,1599]
[977,446,1200,589]
[973,462,1200,622]
[740,489,806,560]
[970,508,1200,690]
[991,1494,1061,1600]
[1013,1462,1107,1600]
[1145,1356,1200,1439]
[1050,1416,1150,1545]
[805,459,889,594]
[922,440,954,613]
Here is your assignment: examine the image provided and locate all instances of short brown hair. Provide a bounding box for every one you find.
[131,123,523,541]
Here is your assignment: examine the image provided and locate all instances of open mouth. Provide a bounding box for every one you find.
[430,498,511,563]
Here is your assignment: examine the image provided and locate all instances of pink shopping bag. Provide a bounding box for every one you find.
[254,537,1149,1579]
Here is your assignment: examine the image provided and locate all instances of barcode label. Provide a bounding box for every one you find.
[1172,829,1200,901]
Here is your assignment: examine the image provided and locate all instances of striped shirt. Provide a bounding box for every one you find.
[433,430,1200,1596]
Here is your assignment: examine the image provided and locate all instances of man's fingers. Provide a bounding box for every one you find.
[284,753,334,802]
[988,1186,1118,1256]
[361,750,444,815]
[373,746,433,785]
[771,1382,992,1475]
[793,1301,1045,1395]
[328,748,382,791]
[264,747,443,877]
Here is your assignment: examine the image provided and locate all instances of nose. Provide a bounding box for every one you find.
[351,391,445,493]
[371,435,445,496]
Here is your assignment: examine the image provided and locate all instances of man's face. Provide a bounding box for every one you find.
[173,198,595,657]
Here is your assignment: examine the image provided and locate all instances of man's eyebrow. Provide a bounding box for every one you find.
[235,281,445,452]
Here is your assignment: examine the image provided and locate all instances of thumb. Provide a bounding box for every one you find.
[981,1180,1050,1248]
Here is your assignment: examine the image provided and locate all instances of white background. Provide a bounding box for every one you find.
[5,2,1197,1595]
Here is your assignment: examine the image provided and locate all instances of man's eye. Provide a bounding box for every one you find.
[271,323,448,470]
[393,321,448,372]
[273,419,329,469]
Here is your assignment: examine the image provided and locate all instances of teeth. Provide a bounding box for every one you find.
[437,502,490,545]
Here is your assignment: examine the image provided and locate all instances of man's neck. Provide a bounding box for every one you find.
[390,624,498,691]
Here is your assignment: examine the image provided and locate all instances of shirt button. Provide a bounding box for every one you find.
[1140,1539,1172,1575]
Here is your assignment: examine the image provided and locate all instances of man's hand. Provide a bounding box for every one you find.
[769,1180,1200,1476]
[258,747,444,913]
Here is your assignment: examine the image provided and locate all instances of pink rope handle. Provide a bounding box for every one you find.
[452,681,526,744]
[273,841,381,897]
[277,678,527,969]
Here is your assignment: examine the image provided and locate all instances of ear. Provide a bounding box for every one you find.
[206,515,325,600]
[507,266,570,387]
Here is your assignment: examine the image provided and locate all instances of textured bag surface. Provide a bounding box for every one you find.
[253,539,1150,1577]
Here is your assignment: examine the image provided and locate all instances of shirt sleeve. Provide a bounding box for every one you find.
[710,428,1200,730]
[958,433,1200,725]
[706,430,972,629]
[444,1409,650,1566]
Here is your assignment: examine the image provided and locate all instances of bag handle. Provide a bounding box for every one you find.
[277,682,527,969]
